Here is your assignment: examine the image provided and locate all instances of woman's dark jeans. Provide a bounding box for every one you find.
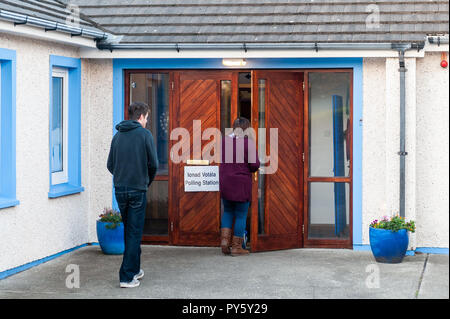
[221,199,250,237]
[115,186,147,283]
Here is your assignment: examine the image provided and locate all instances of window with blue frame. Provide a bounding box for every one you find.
[48,55,84,198]
[51,68,69,184]
[0,48,19,209]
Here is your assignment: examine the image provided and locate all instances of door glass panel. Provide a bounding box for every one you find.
[220,80,231,136]
[308,182,350,239]
[144,180,168,235]
[130,73,169,236]
[51,76,63,173]
[220,80,232,233]
[308,72,351,177]
[238,72,252,120]
[130,73,169,175]
[257,79,266,234]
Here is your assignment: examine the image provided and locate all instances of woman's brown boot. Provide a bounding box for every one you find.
[231,236,250,256]
[220,228,232,255]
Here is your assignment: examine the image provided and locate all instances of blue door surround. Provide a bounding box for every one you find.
[112,57,364,249]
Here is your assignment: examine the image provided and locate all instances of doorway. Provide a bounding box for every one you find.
[124,69,353,250]
[170,70,306,250]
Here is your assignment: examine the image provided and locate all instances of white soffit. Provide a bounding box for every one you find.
[79,47,426,59]
[0,20,97,48]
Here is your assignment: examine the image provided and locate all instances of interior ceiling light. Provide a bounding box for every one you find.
[222,58,247,67]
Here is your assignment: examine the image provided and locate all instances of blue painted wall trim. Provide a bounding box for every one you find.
[48,55,84,198]
[0,243,99,280]
[354,244,415,256]
[0,198,19,209]
[112,58,364,245]
[0,47,19,209]
[113,57,364,70]
[415,247,449,255]
[352,60,363,247]
[353,244,448,255]
[353,244,372,251]
[48,184,85,198]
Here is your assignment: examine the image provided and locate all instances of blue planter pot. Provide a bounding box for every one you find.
[369,227,409,263]
[96,221,125,255]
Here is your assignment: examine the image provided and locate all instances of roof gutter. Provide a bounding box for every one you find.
[96,41,425,52]
[427,35,449,45]
[0,9,108,40]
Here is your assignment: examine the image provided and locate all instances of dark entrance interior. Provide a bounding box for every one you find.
[219,72,253,247]
[238,72,252,120]
[239,72,252,247]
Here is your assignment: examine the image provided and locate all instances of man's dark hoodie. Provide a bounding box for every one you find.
[107,120,158,191]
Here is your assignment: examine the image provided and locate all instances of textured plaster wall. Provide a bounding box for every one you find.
[362,53,449,249]
[0,34,113,271]
[415,52,449,248]
[361,57,387,245]
[0,33,89,272]
[81,59,113,243]
[362,56,420,248]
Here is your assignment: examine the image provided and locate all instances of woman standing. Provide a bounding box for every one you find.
[219,117,260,256]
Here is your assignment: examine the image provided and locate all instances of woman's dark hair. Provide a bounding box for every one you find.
[232,117,251,131]
[128,102,149,121]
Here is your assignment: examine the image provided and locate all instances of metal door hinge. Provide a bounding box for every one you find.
[171,82,174,90]
[171,222,173,232]
[302,82,305,91]
[302,152,305,162]
[302,224,305,234]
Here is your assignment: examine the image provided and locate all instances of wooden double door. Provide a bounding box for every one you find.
[126,70,304,252]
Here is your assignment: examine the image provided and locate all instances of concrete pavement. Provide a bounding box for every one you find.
[0,245,448,299]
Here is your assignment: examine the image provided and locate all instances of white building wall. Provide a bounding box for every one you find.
[82,58,113,243]
[0,33,112,272]
[362,52,449,249]
[415,52,449,249]
[362,57,387,245]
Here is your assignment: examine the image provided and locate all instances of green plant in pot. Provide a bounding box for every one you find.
[369,215,416,263]
[96,208,124,255]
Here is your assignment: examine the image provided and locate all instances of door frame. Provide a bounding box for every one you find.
[123,68,354,249]
[303,69,354,249]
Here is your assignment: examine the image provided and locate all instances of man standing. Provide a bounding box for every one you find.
[107,102,158,288]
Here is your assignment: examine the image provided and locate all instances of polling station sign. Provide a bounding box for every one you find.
[184,166,219,192]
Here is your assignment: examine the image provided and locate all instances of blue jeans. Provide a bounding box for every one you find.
[115,186,147,283]
[221,199,250,237]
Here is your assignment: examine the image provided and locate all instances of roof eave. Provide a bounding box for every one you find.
[96,41,427,52]
[0,8,109,41]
